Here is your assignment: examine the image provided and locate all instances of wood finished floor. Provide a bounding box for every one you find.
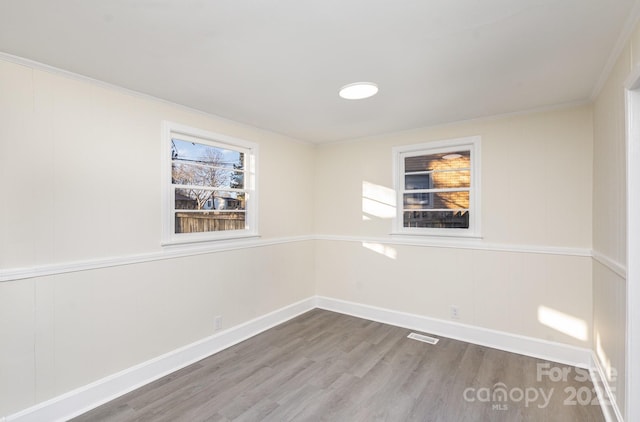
[72,309,605,422]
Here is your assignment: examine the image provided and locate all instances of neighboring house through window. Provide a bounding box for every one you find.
[393,136,481,237]
[162,122,258,245]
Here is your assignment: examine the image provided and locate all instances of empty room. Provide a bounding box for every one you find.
[1,1,639,421]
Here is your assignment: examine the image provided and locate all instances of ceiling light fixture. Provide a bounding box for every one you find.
[339,82,379,100]
[442,153,462,160]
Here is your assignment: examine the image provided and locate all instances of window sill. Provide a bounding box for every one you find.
[391,230,482,240]
[161,233,261,249]
[389,232,484,248]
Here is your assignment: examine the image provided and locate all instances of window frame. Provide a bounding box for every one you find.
[161,121,259,245]
[392,136,481,238]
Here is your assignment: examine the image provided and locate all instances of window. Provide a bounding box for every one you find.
[393,136,480,237]
[162,122,258,245]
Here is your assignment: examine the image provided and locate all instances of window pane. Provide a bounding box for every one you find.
[403,192,432,207]
[405,170,471,190]
[405,174,431,190]
[403,210,469,228]
[431,170,470,189]
[212,192,245,210]
[175,211,246,233]
[171,138,244,170]
[172,162,244,188]
[405,150,470,172]
[404,191,469,209]
[175,189,245,210]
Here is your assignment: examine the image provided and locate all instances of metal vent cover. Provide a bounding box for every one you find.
[407,332,439,345]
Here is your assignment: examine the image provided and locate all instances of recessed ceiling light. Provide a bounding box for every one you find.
[339,82,379,100]
[442,153,463,160]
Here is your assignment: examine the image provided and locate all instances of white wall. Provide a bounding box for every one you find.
[314,107,594,347]
[0,59,316,416]
[590,19,640,420]
[0,61,315,267]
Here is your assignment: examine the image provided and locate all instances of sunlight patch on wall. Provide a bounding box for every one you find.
[596,332,615,382]
[362,242,398,260]
[362,181,396,220]
[537,306,588,341]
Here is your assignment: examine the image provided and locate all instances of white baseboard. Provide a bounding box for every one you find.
[5,295,603,421]
[5,297,316,422]
[316,296,593,368]
[590,351,624,422]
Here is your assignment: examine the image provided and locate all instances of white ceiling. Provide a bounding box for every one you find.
[0,0,637,143]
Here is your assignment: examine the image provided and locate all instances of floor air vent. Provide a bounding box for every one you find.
[407,332,439,345]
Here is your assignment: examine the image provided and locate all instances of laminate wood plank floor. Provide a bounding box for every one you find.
[72,309,605,422]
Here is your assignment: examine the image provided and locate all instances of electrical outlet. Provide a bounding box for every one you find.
[450,305,460,320]
[214,315,223,331]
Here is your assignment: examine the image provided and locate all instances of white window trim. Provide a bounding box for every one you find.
[392,136,481,238]
[161,121,259,246]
